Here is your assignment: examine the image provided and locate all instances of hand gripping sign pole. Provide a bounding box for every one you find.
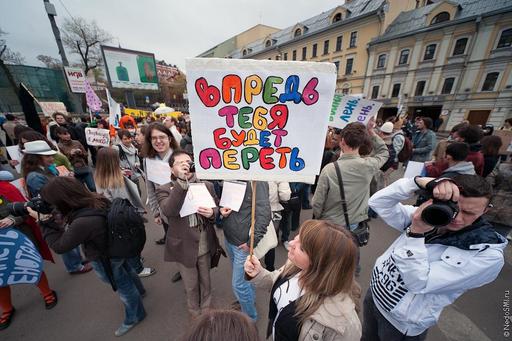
[249,181,257,258]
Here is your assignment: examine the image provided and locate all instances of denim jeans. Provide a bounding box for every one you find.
[126,256,144,274]
[75,171,96,192]
[91,258,146,325]
[61,246,84,272]
[224,240,257,321]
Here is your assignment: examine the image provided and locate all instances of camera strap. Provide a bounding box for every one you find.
[334,162,351,229]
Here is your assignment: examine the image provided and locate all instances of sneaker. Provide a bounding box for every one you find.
[0,308,15,330]
[114,316,145,337]
[43,290,58,310]
[70,263,92,275]
[138,267,156,278]
[171,272,182,283]
[283,241,290,251]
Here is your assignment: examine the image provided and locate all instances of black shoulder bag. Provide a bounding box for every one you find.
[333,162,370,247]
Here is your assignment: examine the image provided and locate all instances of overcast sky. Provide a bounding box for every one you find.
[1,0,344,71]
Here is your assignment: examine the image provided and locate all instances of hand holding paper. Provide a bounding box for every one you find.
[179,183,216,217]
[219,181,247,212]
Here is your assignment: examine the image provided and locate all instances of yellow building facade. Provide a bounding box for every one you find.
[364,0,512,129]
[230,0,418,95]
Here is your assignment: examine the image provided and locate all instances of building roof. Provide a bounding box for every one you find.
[230,0,385,58]
[373,0,512,44]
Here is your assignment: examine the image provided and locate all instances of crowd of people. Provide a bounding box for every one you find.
[0,109,510,340]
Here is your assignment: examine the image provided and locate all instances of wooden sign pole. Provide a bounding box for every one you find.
[249,180,257,258]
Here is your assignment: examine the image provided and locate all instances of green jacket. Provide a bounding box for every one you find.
[54,152,73,171]
[312,135,389,225]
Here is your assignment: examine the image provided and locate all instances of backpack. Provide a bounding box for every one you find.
[394,132,413,163]
[106,198,146,258]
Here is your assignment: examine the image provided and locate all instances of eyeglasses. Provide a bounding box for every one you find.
[151,135,169,142]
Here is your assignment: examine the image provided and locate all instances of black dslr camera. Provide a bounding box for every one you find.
[420,179,459,227]
[187,160,196,173]
[7,196,53,217]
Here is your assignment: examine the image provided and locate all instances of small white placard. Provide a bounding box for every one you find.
[219,181,247,212]
[85,128,110,147]
[404,161,425,179]
[179,183,217,217]
[145,158,172,185]
[6,146,22,173]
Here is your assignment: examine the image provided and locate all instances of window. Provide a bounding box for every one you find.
[415,80,426,96]
[292,50,297,60]
[312,44,318,57]
[349,32,357,48]
[391,83,401,98]
[371,85,379,99]
[334,61,340,73]
[481,72,499,91]
[342,88,349,95]
[336,36,343,51]
[441,77,455,94]
[333,13,342,23]
[345,58,353,75]
[275,55,281,60]
[497,28,512,48]
[265,40,272,48]
[431,12,450,25]
[398,49,410,65]
[294,28,302,37]
[242,49,248,57]
[283,52,288,60]
[423,44,437,60]
[377,54,386,68]
[453,38,468,56]
[302,47,307,60]
[323,40,330,55]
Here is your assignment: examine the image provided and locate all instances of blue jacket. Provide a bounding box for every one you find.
[411,129,436,162]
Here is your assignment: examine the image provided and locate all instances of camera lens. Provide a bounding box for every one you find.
[7,202,28,217]
[421,203,455,227]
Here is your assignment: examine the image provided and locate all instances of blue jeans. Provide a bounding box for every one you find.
[75,171,96,192]
[91,258,146,325]
[126,256,144,274]
[61,247,84,272]
[225,240,257,321]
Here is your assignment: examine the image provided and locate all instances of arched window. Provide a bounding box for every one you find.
[398,49,410,65]
[332,13,342,23]
[497,28,512,48]
[265,40,272,48]
[294,28,302,37]
[431,12,450,25]
[377,54,386,68]
[242,49,248,56]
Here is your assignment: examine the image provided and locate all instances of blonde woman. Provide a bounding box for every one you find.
[244,220,361,341]
[94,147,155,278]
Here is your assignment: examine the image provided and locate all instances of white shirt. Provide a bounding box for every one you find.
[272,273,303,340]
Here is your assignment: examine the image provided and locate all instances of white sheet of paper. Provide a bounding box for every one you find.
[145,158,171,185]
[179,183,216,217]
[219,181,247,212]
[404,161,425,179]
[6,146,22,173]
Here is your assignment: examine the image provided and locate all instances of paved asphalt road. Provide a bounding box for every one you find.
[2,205,510,341]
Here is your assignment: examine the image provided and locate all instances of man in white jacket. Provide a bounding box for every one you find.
[363,174,507,340]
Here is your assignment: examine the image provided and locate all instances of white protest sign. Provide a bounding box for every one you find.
[38,101,68,117]
[6,146,22,173]
[186,58,337,184]
[219,181,247,211]
[85,128,110,147]
[179,183,217,217]
[404,161,425,179]
[145,158,171,185]
[328,94,382,129]
[64,67,86,93]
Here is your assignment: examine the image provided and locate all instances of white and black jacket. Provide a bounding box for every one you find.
[368,178,507,336]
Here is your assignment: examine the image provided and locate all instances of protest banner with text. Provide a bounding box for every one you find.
[186,58,337,183]
[328,94,382,129]
[85,128,110,147]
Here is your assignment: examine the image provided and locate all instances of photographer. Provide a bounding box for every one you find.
[363,175,507,340]
[29,177,146,337]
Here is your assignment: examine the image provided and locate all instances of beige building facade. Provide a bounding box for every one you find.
[364,0,512,129]
[230,0,418,95]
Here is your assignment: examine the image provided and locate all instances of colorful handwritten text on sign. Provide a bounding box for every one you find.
[328,94,383,129]
[186,58,336,183]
